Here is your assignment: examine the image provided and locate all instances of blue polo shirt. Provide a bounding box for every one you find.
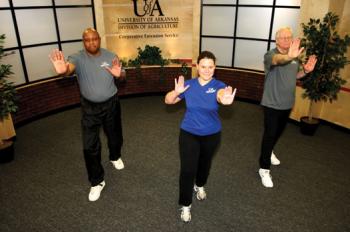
[179,77,226,136]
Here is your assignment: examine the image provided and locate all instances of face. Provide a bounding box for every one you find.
[197,58,215,81]
[83,31,101,55]
[276,29,293,51]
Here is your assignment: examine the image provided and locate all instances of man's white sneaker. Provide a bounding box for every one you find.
[258,168,273,188]
[111,158,124,170]
[88,181,105,201]
[180,205,191,223]
[271,151,280,165]
[193,185,207,201]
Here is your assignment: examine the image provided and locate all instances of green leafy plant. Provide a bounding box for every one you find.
[300,12,350,121]
[126,45,170,79]
[127,45,169,67]
[0,34,18,120]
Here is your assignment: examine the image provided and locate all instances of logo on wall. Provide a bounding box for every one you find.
[132,0,164,17]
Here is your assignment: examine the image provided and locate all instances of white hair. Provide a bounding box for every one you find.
[275,27,293,39]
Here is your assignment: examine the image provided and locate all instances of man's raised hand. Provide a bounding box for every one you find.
[49,49,69,75]
[288,38,304,59]
[105,57,122,77]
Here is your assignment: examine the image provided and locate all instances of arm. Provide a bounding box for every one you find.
[217,86,237,105]
[272,38,304,65]
[165,75,190,104]
[49,49,75,76]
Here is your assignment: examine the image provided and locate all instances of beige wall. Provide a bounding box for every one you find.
[95,0,193,61]
[291,0,350,128]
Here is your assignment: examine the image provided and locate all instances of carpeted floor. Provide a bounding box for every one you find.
[0,95,349,232]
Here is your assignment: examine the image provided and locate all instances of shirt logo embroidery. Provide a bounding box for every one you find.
[100,61,110,67]
[206,88,216,93]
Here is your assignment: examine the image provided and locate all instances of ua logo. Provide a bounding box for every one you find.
[132,0,164,17]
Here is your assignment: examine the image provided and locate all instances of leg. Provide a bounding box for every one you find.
[195,132,221,187]
[81,103,104,187]
[259,107,280,169]
[274,109,292,147]
[178,129,200,207]
[103,95,123,161]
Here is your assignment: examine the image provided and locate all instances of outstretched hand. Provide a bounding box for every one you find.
[218,86,237,105]
[174,75,190,94]
[49,49,69,74]
[303,55,317,73]
[105,57,122,77]
[288,38,304,59]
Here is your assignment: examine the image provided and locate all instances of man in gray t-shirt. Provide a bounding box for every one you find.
[49,28,125,201]
[258,27,317,188]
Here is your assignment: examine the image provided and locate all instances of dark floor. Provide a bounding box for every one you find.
[0,96,349,232]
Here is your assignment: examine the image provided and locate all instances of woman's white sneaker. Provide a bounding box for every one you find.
[88,181,105,201]
[194,185,207,201]
[180,205,191,223]
[258,168,273,188]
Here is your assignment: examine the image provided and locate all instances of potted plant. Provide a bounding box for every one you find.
[126,45,170,79]
[0,34,18,163]
[299,12,350,135]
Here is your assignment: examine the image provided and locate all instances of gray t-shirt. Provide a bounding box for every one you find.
[261,48,299,110]
[68,48,118,103]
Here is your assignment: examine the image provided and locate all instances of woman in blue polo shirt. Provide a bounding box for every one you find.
[165,51,237,223]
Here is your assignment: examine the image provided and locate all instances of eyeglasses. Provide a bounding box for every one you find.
[277,36,292,41]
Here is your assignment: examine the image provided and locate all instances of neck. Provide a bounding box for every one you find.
[86,50,101,57]
[277,46,288,54]
[198,77,212,86]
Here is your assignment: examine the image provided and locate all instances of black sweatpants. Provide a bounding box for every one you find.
[81,94,123,186]
[178,129,221,206]
[259,106,291,169]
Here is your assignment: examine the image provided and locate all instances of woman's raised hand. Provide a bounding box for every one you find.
[174,75,190,94]
[218,86,237,105]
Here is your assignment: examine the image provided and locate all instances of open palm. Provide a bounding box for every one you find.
[219,86,237,105]
[175,75,190,94]
[49,49,69,74]
[105,57,122,77]
[303,55,317,73]
[288,38,304,59]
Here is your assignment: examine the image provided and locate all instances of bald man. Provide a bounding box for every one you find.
[49,28,125,201]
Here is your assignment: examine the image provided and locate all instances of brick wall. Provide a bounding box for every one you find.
[215,69,265,102]
[13,67,264,125]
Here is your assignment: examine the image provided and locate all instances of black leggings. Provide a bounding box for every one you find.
[259,106,291,169]
[178,129,221,206]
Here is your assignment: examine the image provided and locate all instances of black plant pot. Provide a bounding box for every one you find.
[300,116,320,136]
[0,141,15,163]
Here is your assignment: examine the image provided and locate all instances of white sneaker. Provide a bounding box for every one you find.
[88,181,105,201]
[258,168,273,188]
[111,158,124,170]
[271,151,280,165]
[193,185,207,201]
[180,205,191,223]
